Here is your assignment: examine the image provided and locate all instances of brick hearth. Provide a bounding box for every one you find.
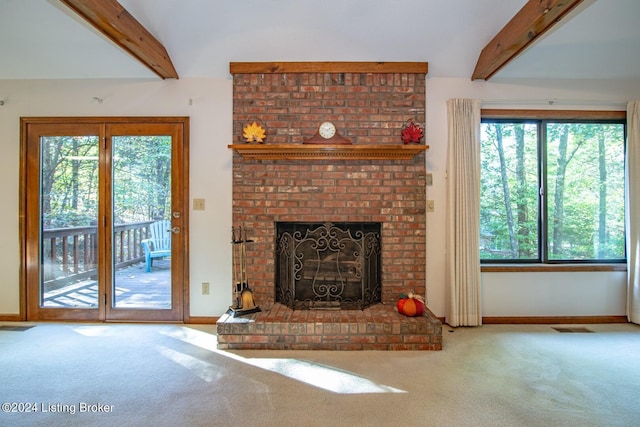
[217,303,442,351]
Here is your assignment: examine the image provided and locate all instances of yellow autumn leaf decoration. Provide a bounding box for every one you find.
[242,122,266,143]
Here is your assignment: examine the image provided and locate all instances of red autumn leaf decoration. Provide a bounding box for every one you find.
[401,120,424,144]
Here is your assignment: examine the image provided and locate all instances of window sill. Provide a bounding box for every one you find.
[481,264,627,273]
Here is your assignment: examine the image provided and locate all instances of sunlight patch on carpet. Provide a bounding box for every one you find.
[72,326,117,337]
[156,345,222,383]
[243,357,406,394]
[160,326,406,394]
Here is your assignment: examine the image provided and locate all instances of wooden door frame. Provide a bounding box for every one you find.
[19,116,190,322]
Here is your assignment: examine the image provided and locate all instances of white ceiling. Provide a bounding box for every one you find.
[1,0,639,82]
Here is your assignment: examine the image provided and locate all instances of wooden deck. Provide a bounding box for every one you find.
[42,259,171,309]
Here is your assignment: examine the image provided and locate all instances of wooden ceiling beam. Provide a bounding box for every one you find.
[60,0,178,79]
[472,0,585,81]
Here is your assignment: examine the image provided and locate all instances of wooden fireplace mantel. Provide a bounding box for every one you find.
[227,144,429,160]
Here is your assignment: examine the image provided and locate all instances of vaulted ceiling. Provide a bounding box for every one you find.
[1,0,639,84]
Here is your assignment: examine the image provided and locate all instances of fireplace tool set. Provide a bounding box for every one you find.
[226,225,261,317]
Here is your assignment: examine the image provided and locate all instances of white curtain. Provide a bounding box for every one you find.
[627,101,640,324]
[445,99,482,326]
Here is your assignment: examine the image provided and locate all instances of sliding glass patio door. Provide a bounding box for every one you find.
[22,118,188,322]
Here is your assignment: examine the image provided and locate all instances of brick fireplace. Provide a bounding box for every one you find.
[216,62,442,350]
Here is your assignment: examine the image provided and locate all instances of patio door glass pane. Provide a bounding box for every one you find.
[40,136,100,308]
[112,135,172,309]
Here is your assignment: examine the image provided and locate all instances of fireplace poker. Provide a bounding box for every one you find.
[241,226,247,291]
[239,226,259,311]
[231,226,241,308]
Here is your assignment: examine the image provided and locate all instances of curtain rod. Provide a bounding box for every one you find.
[481,98,627,109]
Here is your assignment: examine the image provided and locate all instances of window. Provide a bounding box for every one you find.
[480,113,626,263]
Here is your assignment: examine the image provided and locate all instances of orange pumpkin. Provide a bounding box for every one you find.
[397,295,425,317]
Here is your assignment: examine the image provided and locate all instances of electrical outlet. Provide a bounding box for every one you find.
[193,198,205,211]
[202,282,210,295]
[427,200,435,212]
[426,173,433,186]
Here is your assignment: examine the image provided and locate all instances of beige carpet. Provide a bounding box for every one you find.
[1,322,639,427]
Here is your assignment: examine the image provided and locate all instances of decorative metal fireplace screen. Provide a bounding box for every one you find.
[275,222,382,310]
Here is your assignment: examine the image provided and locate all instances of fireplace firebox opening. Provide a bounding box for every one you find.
[275,222,382,310]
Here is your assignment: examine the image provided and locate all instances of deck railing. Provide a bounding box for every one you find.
[42,221,155,289]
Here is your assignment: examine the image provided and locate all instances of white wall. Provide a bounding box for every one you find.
[481,272,627,317]
[0,76,637,319]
